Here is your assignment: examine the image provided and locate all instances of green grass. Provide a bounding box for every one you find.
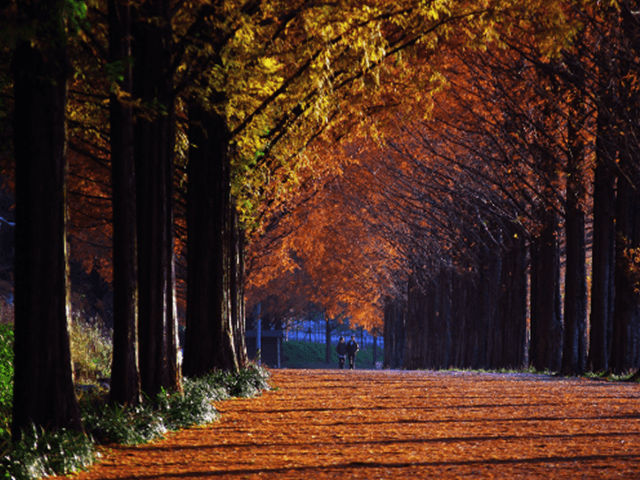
[0,324,13,439]
[281,340,383,369]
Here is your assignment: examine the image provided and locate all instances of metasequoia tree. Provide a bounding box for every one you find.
[364,125,529,370]
[244,0,563,341]
[8,0,83,438]
[605,1,640,375]
[588,29,617,373]
[309,4,586,370]
[85,0,590,383]
[402,49,582,372]
[131,0,182,398]
[107,0,141,406]
[184,101,242,373]
[55,0,489,384]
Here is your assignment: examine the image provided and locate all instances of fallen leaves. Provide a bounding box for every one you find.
[55,369,640,479]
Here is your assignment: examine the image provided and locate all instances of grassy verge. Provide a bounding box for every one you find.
[0,321,271,480]
[281,340,383,369]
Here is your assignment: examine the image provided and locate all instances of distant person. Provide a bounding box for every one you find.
[336,336,347,369]
[346,335,359,369]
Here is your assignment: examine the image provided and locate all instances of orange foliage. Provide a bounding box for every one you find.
[246,138,408,331]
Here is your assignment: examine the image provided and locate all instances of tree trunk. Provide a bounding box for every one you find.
[132,0,181,396]
[383,296,405,369]
[108,0,141,406]
[497,233,527,369]
[480,246,501,370]
[325,317,332,364]
[561,107,588,376]
[405,275,427,369]
[372,334,377,366]
[230,207,248,367]
[609,169,640,374]
[450,271,469,368]
[465,273,484,369]
[422,277,436,369]
[529,209,563,372]
[588,112,617,373]
[11,25,82,439]
[184,102,239,375]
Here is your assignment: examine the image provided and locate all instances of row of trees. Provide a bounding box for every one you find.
[380,1,640,375]
[7,0,638,446]
[3,0,563,441]
[250,0,640,378]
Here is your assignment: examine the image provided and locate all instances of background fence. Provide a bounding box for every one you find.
[284,319,383,349]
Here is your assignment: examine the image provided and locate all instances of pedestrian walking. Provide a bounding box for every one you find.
[336,336,347,369]
[346,335,359,369]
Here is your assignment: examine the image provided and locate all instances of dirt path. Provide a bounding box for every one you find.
[58,369,640,479]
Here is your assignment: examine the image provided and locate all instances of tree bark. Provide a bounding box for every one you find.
[325,317,332,364]
[405,275,427,369]
[132,0,181,396]
[609,169,640,374]
[230,207,248,367]
[529,209,563,372]
[450,271,470,368]
[184,102,239,375]
[588,111,617,373]
[383,296,405,369]
[11,19,82,439]
[435,269,452,369]
[561,106,588,376]
[108,0,141,406]
[479,247,500,370]
[498,233,527,369]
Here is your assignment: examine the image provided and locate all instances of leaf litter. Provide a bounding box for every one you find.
[54,369,640,479]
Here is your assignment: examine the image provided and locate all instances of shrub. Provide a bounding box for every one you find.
[157,380,221,431]
[69,317,112,385]
[81,400,167,445]
[205,363,271,398]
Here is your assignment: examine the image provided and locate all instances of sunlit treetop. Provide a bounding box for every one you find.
[215,0,589,236]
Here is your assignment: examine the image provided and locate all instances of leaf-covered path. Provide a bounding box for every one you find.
[61,369,640,479]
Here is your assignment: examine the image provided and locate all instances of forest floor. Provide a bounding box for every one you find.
[56,369,640,479]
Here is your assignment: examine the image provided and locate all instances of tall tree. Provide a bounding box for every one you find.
[561,76,588,376]
[608,0,640,375]
[184,101,240,374]
[131,0,181,396]
[10,0,82,439]
[108,0,141,406]
[587,73,617,373]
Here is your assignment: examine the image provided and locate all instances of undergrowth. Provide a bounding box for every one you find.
[69,316,112,385]
[439,366,541,375]
[0,325,12,439]
[2,426,95,480]
[583,370,636,382]
[0,317,271,480]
